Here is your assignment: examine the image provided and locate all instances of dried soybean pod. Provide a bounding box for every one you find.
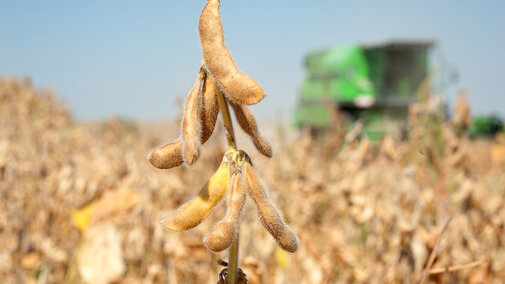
[149,70,216,169]
[199,0,266,106]
[229,101,273,158]
[182,68,205,165]
[204,172,246,252]
[147,139,184,169]
[200,74,220,143]
[244,161,299,253]
[161,160,230,231]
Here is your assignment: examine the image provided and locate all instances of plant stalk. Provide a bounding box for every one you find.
[227,233,239,284]
[215,81,239,284]
[215,83,236,150]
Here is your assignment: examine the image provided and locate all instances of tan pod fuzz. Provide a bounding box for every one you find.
[204,173,246,252]
[161,160,230,231]
[147,140,184,169]
[199,0,266,106]
[182,70,205,165]
[244,161,299,252]
[200,75,220,143]
[230,101,273,158]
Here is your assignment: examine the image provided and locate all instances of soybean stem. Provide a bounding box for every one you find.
[215,81,239,284]
[417,216,452,284]
[227,232,239,284]
[428,259,485,274]
[215,82,236,150]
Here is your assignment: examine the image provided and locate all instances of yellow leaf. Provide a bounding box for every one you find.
[275,247,288,269]
[73,204,93,233]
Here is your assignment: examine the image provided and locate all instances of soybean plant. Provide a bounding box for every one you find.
[148,1,298,282]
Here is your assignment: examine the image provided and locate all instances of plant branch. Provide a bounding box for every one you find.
[215,82,236,150]
[227,235,240,284]
[417,216,452,284]
[429,259,486,275]
[215,81,239,284]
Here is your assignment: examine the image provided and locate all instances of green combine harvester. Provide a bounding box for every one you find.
[294,41,433,140]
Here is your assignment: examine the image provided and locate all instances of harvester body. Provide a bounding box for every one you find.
[295,41,433,140]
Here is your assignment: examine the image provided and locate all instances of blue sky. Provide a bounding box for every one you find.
[1,1,504,121]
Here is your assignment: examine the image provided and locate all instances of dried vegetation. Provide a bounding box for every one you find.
[1,77,505,283]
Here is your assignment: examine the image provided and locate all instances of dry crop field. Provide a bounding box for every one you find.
[1,77,505,283]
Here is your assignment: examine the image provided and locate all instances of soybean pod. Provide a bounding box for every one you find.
[161,159,230,231]
[199,0,266,106]
[244,161,298,253]
[204,172,246,252]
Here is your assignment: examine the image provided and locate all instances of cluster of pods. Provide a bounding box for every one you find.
[148,0,298,253]
[160,150,298,253]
